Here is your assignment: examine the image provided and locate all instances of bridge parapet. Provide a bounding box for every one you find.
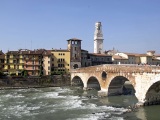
[71,64,160,74]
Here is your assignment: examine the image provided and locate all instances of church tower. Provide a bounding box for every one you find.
[67,38,81,69]
[94,22,104,54]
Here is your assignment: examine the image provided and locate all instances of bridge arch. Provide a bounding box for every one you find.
[108,76,135,96]
[144,80,160,106]
[71,76,84,87]
[87,76,101,90]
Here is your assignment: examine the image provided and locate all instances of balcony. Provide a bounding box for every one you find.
[24,68,40,71]
[24,63,41,66]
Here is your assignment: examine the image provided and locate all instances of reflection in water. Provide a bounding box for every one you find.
[136,107,147,120]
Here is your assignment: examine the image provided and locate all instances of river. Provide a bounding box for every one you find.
[0,86,159,120]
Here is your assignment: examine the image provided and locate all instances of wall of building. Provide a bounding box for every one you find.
[43,55,51,75]
[51,50,70,74]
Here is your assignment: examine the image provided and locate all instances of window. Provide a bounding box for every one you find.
[48,61,50,64]
[75,47,76,51]
[48,66,50,70]
[13,60,16,64]
[63,53,65,55]
[52,58,54,61]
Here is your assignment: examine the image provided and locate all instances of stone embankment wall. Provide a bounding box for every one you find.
[0,75,71,89]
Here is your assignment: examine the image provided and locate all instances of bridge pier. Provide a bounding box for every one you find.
[98,88,108,97]
[98,90,108,97]
[83,87,88,90]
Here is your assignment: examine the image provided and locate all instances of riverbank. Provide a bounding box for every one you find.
[0,75,71,89]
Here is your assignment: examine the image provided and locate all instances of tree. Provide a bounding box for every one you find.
[21,70,28,77]
[0,71,4,76]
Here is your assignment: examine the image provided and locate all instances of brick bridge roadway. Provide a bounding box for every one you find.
[71,64,160,106]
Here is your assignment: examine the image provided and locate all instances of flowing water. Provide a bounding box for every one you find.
[0,86,159,120]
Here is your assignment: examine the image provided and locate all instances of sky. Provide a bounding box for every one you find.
[0,0,160,54]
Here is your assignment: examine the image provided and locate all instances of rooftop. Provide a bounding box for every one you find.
[67,38,82,41]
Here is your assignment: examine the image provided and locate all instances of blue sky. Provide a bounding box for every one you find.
[0,0,160,54]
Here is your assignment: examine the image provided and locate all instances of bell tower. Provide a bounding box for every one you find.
[94,22,104,54]
[67,38,81,69]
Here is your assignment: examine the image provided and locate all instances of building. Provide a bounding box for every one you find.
[94,22,104,54]
[81,49,91,67]
[42,50,52,75]
[152,54,160,65]
[88,53,112,66]
[4,49,52,76]
[4,50,24,75]
[112,55,128,64]
[0,51,4,71]
[112,51,160,65]
[22,49,47,76]
[67,38,81,69]
[51,49,70,75]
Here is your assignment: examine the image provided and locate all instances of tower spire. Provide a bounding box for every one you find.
[94,22,104,54]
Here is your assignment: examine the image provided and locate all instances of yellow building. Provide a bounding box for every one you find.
[4,51,24,75]
[51,49,70,74]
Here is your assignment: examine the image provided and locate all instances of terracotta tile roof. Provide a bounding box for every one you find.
[51,49,69,52]
[22,49,46,55]
[153,58,159,61]
[43,50,52,56]
[155,54,160,57]
[113,55,128,60]
[6,51,20,55]
[6,49,52,55]
[124,52,150,57]
[89,53,112,57]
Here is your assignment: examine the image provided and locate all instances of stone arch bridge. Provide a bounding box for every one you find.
[71,64,160,106]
